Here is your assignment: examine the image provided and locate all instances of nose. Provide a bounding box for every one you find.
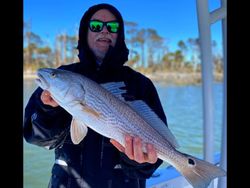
[101,25,109,33]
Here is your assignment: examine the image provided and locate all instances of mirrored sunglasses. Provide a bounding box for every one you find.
[89,20,119,33]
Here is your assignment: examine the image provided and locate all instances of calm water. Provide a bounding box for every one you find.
[23,79,223,188]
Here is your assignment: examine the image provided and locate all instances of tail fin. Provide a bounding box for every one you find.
[177,153,226,188]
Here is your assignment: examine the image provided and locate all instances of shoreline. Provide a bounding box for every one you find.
[145,71,223,85]
[23,71,223,85]
[23,73,37,80]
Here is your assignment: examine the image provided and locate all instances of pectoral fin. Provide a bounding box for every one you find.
[70,118,88,144]
[84,106,100,118]
[79,102,100,118]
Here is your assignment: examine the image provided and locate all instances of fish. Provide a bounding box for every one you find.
[35,67,226,188]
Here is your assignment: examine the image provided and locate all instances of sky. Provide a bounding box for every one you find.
[24,0,223,52]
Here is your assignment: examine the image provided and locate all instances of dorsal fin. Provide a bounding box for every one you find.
[127,100,179,148]
[100,82,126,101]
[100,81,179,148]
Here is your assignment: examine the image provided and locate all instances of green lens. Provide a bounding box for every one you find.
[107,22,119,33]
[89,21,103,32]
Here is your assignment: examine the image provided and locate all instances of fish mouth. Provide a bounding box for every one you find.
[35,72,49,90]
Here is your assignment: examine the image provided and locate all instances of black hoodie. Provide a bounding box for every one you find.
[23,3,167,188]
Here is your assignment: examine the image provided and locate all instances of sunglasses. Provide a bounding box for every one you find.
[89,20,119,33]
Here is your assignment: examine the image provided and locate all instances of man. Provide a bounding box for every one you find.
[23,3,168,188]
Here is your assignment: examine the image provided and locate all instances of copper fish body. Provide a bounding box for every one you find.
[36,68,226,188]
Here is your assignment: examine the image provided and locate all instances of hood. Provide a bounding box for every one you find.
[77,3,129,70]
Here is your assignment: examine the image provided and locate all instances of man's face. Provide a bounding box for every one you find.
[87,9,118,62]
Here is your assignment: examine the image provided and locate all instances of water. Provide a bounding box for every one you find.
[23,80,55,188]
[155,83,223,158]
[23,79,223,188]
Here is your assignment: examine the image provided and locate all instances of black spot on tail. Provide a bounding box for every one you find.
[188,158,195,166]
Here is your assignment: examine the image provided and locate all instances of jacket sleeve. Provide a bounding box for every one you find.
[119,74,167,179]
[23,87,72,149]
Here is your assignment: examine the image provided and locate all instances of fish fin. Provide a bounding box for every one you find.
[176,153,226,188]
[79,102,101,118]
[127,100,179,148]
[100,82,127,101]
[70,118,88,144]
[100,81,179,148]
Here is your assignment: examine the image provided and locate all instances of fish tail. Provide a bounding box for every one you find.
[175,152,226,188]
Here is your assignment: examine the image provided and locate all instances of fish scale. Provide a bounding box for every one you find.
[36,68,226,188]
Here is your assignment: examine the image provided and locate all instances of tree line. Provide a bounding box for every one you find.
[23,20,223,74]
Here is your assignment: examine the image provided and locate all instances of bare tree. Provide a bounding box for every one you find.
[146,28,164,67]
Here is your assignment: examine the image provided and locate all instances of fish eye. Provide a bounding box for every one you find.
[50,72,56,78]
